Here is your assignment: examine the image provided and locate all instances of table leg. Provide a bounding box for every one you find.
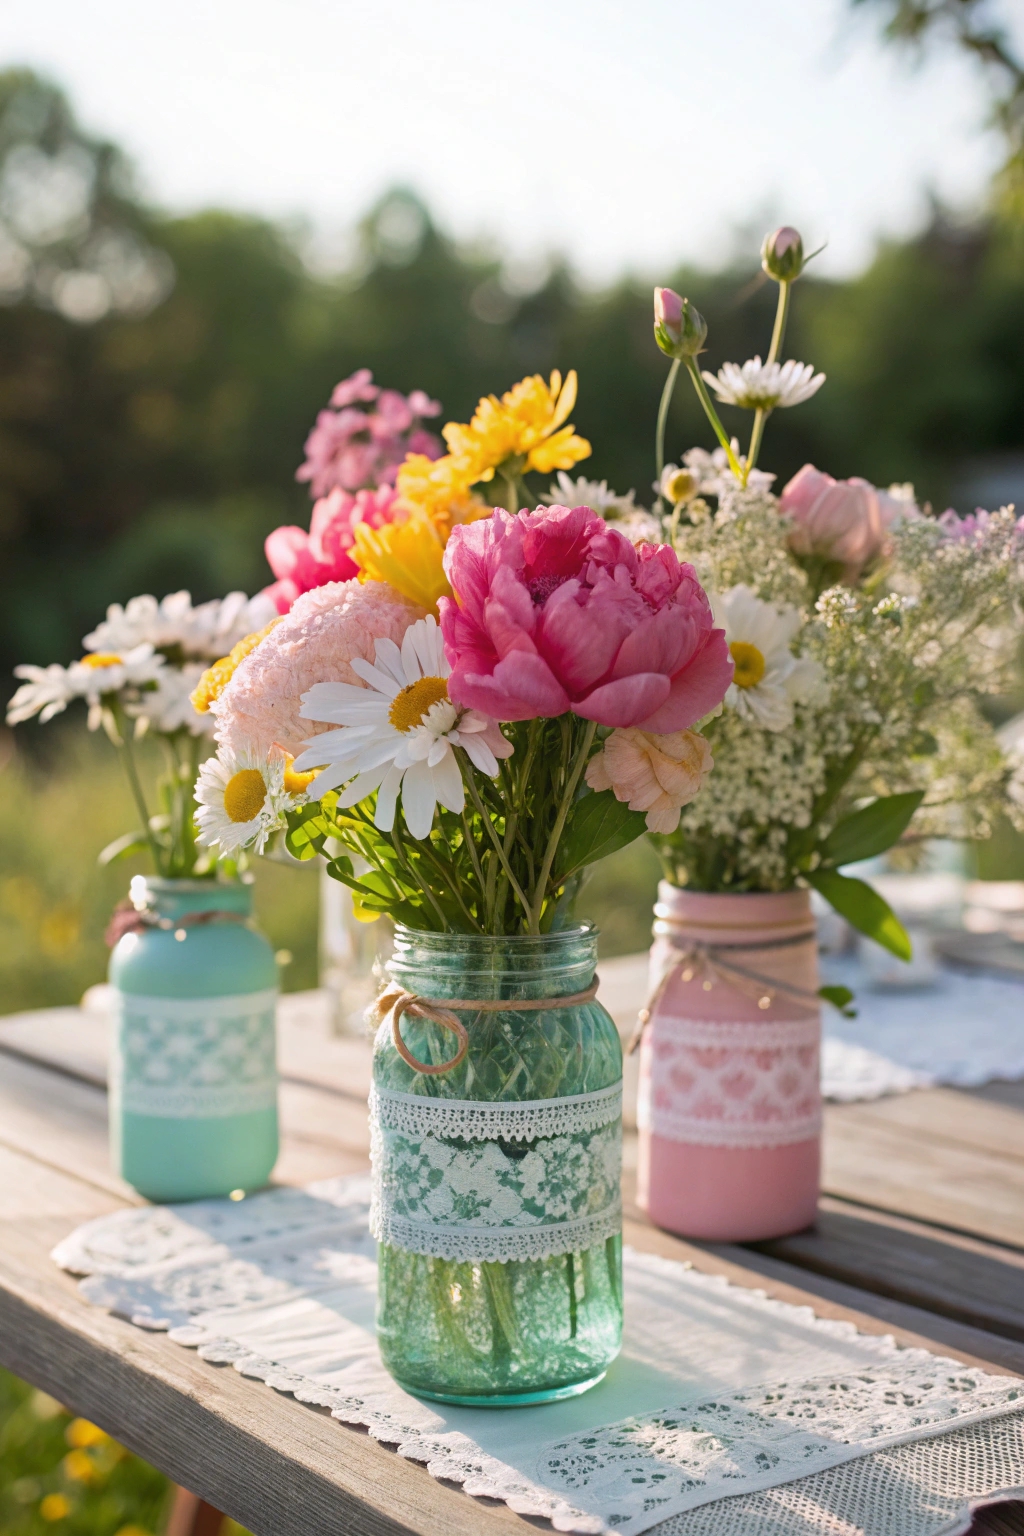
[164,1485,227,1536]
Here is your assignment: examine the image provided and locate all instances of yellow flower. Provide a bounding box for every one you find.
[40,1494,71,1522]
[62,1450,98,1483]
[190,619,281,713]
[395,454,487,533]
[65,1419,108,1449]
[352,513,451,613]
[442,370,591,484]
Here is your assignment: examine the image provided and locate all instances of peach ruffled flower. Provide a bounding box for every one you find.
[212,579,424,759]
[585,727,714,834]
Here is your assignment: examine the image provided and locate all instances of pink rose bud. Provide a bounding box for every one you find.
[761,226,805,283]
[653,287,708,360]
[780,463,890,583]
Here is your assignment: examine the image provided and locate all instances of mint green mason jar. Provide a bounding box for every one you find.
[371,924,623,1406]
[108,877,279,1202]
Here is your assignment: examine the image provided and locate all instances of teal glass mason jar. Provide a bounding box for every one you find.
[372,924,623,1406]
[108,876,279,1202]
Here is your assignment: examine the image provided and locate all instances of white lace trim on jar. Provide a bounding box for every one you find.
[110,987,278,1119]
[371,1081,623,1141]
[370,1085,622,1263]
[638,1014,821,1150]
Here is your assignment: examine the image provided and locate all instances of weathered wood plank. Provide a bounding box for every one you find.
[827,1085,1024,1168]
[0,1156,526,1536]
[823,1102,1024,1248]
[754,1196,1024,1344]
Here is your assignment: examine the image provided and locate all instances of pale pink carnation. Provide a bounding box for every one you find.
[585,727,713,834]
[213,579,424,758]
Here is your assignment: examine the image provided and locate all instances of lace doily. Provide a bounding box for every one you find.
[369,1085,622,1263]
[53,1176,1024,1536]
[637,1015,821,1149]
[110,987,278,1118]
[819,958,1024,1102]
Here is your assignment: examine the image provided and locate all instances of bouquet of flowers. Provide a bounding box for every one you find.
[7,588,276,877]
[642,228,1024,965]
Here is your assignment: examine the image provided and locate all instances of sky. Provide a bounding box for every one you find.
[0,0,1013,282]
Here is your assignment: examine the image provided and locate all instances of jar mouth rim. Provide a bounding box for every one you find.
[392,921,596,945]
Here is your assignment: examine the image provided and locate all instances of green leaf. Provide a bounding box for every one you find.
[820,791,924,868]
[556,790,647,879]
[98,830,150,865]
[285,804,331,861]
[324,858,425,929]
[818,984,857,1019]
[807,868,913,961]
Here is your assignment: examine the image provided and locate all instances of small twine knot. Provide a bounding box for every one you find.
[370,977,601,1076]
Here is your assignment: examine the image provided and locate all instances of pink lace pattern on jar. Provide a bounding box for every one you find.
[637,1013,821,1149]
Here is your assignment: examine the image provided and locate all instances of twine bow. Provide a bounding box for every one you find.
[105,901,248,948]
[629,926,819,1054]
[372,978,601,1076]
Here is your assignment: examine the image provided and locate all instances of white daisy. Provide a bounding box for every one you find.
[7,644,165,729]
[128,662,215,737]
[543,472,640,521]
[702,357,825,412]
[194,744,299,855]
[84,590,278,661]
[681,444,776,497]
[714,585,826,732]
[293,615,512,840]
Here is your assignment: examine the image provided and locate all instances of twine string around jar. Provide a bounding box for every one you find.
[105,901,249,948]
[629,923,819,1054]
[372,979,601,1076]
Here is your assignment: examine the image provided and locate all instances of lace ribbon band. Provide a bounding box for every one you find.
[369,1082,623,1263]
[371,978,601,1076]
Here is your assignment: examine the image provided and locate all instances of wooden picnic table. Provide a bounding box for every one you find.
[1,952,1023,1536]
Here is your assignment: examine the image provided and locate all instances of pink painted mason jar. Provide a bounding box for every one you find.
[637,883,821,1242]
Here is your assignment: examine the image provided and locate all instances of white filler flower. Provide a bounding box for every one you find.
[293,615,511,839]
[84,590,278,661]
[715,585,825,732]
[703,357,825,411]
[195,744,296,854]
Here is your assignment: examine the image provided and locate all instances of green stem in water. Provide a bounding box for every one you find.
[530,719,597,934]
[684,360,744,483]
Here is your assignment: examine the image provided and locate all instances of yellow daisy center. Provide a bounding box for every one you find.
[388,675,450,732]
[729,641,766,689]
[80,652,122,668]
[223,768,268,823]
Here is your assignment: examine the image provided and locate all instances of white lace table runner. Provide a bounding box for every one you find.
[820,959,1024,1102]
[53,1176,1024,1536]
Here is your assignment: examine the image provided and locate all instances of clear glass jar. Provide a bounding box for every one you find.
[372,924,623,1406]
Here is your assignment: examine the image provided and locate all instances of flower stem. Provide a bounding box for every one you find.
[684,360,745,483]
[114,703,165,873]
[745,278,791,478]
[655,357,681,523]
[530,719,597,934]
[462,760,534,927]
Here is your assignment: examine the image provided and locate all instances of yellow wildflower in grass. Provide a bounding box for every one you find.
[352,513,452,613]
[62,1449,98,1482]
[442,370,591,484]
[65,1418,108,1449]
[190,619,281,714]
[40,1494,71,1521]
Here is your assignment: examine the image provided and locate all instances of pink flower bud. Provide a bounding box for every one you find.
[653,287,708,359]
[780,463,892,582]
[761,226,804,282]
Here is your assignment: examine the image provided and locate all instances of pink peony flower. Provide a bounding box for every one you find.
[213,579,424,758]
[780,464,917,583]
[296,371,442,498]
[263,487,401,613]
[438,504,732,730]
